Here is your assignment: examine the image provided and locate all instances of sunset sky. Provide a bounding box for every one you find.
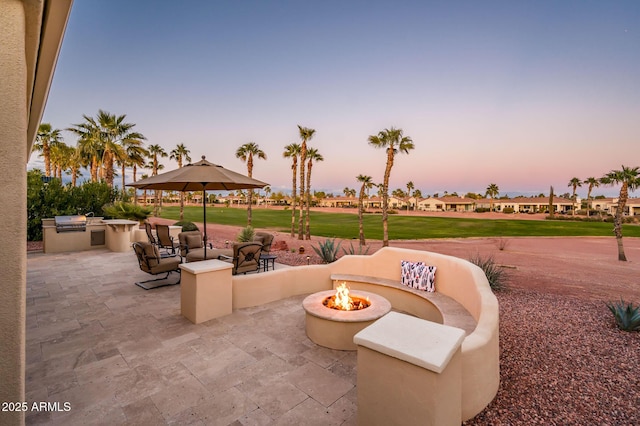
[33,1,640,197]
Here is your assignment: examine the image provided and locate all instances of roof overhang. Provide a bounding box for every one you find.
[25,0,74,158]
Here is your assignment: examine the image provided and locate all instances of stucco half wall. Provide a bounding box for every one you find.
[231,247,500,421]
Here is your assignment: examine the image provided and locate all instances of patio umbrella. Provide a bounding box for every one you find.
[128,156,268,258]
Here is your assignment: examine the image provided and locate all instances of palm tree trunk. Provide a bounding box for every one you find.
[298,141,308,240]
[298,154,306,240]
[44,143,51,177]
[381,148,395,247]
[614,183,629,261]
[133,165,138,205]
[247,189,253,225]
[615,233,627,261]
[291,160,297,238]
[121,164,127,198]
[104,151,114,188]
[359,188,366,246]
[305,162,312,240]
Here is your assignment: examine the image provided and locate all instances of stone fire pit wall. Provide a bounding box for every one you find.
[230,247,499,422]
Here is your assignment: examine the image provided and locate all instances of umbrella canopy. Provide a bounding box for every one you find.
[128,156,268,256]
[128,156,268,192]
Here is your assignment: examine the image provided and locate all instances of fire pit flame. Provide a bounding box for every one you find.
[323,282,370,311]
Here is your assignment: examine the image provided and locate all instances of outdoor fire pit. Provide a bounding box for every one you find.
[302,283,391,350]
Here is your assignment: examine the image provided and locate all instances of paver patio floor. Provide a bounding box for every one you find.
[26,249,357,425]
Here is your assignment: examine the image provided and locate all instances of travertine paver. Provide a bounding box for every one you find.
[26,249,357,425]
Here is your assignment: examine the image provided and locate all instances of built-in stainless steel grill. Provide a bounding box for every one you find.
[54,215,87,233]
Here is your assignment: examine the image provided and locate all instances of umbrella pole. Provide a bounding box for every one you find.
[203,186,207,258]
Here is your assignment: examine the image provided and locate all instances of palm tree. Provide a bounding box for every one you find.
[368,127,415,247]
[170,143,192,220]
[147,144,167,216]
[99,110,145,188]
[73,122,102,183]
[141,173,149,205]
[305,147,324,239]
[66,145,85,187]
[357,174,374,246]
[343,187,356,198]
[263,186,272,207]
[583,177,600,216]
[236,142,267,226]
[126,144,149,205]
[297,125,316,240]
[48,142,69,179]
[283,143,301,237]
[485,183,499,212]
[118,135,147,199]
[567,177,582,215]
[406,181,414,211]
[601,165,639,261]
[68,110,144,188]
[33,123,63,177]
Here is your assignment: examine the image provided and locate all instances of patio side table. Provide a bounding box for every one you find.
[260,254,277,272]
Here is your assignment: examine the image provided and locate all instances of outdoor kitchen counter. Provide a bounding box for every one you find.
[42,217,107,253]
[103,220,139,252]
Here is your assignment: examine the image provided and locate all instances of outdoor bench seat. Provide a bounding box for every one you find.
[330,273,477,335]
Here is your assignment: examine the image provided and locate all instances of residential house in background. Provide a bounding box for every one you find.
[475,196,576,213]
[588,198,640,215]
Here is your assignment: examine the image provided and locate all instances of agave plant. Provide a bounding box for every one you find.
[313,239,342,263]
[342,242,370,256]
[606,299,640,332]
[237,225,255,242]
[468,253,506,291]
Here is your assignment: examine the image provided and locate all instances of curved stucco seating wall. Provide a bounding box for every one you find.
[231,247,499,421]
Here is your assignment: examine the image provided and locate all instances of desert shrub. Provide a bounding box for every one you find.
[313,238,342,263]
[102,201,151,221]
[387,209,398,214]
[475,208,490,213]
[502,207,515,214]
[496,238,510,251]
[173,221,199,232]
[342,242,370,255]
[468,253,506,291]
[237,225,255,242]
[606,299,640,332]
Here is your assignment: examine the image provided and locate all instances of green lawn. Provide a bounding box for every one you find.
[159,206,640,240]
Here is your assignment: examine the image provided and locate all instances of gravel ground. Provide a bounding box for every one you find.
[466,288,639,425]
[29,218,640,424]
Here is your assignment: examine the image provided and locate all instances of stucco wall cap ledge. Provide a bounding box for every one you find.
[180,259,233,274]
[354,311,466,374]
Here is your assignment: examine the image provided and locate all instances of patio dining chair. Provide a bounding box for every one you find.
[254,232,276,271]
[156,224,179,256]
[132,242,181,290]
[219,242,263,275]
[144,220,157,245]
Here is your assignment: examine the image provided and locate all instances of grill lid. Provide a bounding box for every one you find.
[54,215,87,232]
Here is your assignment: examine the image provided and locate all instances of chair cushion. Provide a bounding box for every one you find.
[185,234,202,249]
[143,243,161,267]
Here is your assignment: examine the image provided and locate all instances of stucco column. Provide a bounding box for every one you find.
[0,1,31,424]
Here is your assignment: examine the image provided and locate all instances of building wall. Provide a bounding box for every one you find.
[1,1,72,424]
[0,3,30,424]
